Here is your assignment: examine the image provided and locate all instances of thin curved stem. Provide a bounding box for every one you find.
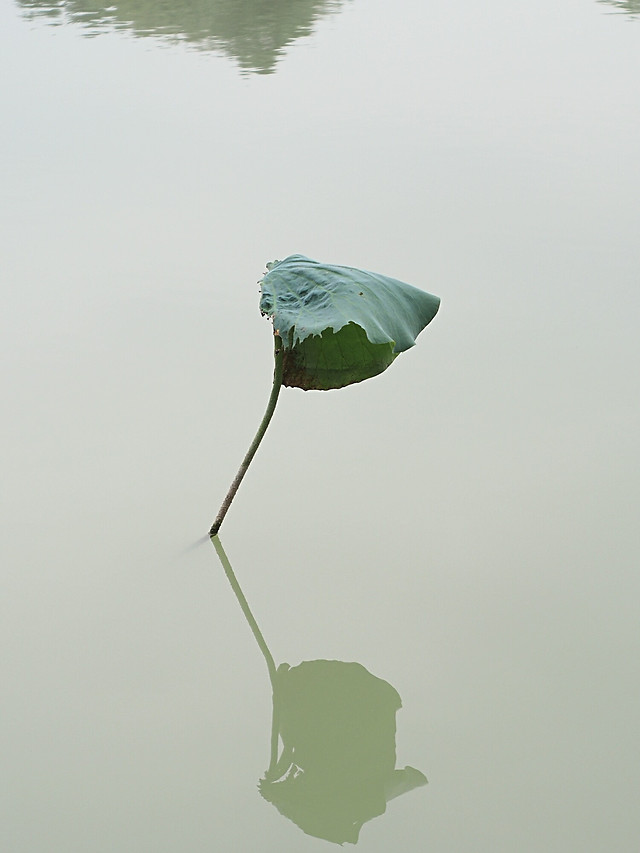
[209,335,283,536]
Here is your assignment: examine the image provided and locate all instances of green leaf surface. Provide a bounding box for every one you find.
[259,254,440,390]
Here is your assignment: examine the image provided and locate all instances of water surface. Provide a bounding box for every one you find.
[2,0,639,850]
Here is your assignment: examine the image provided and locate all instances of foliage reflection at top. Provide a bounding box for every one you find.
[16,0,350,74]
[597,0,640,13]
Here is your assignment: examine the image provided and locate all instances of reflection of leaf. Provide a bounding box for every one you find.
[210,541,429,844]
[16,0,350,74]
[260,255,440,390]
[261,660,427,845]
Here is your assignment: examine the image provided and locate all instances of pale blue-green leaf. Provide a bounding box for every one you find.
[259,254,440,390]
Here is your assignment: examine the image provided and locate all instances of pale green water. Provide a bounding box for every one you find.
[2,1,639,850]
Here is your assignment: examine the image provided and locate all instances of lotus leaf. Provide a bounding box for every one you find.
[210,254,440,534]
[260,254,440,389]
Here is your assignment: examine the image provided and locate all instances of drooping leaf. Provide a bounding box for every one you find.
[259,254,440,390]
[209,255,441,534]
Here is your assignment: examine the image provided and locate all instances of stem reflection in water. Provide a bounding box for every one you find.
[210,535,428,845]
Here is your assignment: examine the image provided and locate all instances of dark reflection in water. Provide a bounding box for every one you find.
[16,0,349,73]
[597,0,640,14]
[262,660,427,845]
[212,537,427,845]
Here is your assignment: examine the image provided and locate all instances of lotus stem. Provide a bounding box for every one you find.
[209,335,283,536]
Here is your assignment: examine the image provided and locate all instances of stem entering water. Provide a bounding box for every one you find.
[209,335,283,536]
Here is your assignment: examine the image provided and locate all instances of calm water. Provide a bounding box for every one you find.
[2,1,639,850]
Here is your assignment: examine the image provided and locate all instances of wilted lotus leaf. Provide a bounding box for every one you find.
[210,254,441,534]
[259,255,440,390]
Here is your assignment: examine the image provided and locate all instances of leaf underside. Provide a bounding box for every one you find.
[282,322,396,390]
[260,254,440,390]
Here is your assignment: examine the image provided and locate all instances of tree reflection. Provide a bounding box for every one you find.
[211,536,428,844]
[597,0,640,14]
[16,0,349,74]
